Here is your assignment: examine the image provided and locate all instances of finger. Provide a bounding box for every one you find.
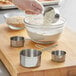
[25,10,39,14]
[31,5,42,14]
[33,1,43,11]
[26,6,42,14]
[31,1,43,14]
[32,6,41,14]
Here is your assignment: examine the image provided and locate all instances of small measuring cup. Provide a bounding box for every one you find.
[10,36,31,47]
[10,36,25,47]
[51,50,66,62]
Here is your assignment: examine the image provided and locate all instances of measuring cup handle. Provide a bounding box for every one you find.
[41,44,58,52]
[24,37,31,40]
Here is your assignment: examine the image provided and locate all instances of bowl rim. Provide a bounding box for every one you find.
[24,17,66,28]
[3,12,25,19]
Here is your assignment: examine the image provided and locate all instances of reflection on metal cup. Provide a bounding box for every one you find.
[10,36,25,47]
[51,50,66,62]
[20,49,42,68]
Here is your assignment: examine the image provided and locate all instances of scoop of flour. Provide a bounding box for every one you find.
[43,9,55,25]
[25,8,57,26]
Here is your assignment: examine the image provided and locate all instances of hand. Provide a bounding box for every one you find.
[11,0,43,14]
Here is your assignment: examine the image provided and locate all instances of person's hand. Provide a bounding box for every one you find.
[10,0,43,14]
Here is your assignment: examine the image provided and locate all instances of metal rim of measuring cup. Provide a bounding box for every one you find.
[11,36,24,41]
[20,49,42,68]
[52,50,66,55]
[20,49,42,57]
[10,36,25,47]
[51,50,66,62]
[43,7,53,16]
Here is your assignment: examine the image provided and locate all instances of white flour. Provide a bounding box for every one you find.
[43,9,55,25]
[27,29,61,44]
[25,13,64,44]
[26,18,63,44]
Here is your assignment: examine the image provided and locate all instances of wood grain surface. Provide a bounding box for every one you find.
[0,24,76,76]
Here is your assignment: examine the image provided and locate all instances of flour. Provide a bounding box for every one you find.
[43,9,55,25]
[26,18,64,44]
[25,8,56,26]
[27,29,61,44]
[25,11,64,44]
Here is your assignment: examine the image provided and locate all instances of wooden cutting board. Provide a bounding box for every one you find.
[0,24,76,76]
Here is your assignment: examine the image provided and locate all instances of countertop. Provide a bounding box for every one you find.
[0,0,76,76]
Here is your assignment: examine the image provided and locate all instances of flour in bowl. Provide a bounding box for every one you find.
[24,10,64,44]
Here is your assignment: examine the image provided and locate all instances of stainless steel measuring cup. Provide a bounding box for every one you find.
[20,49,42,68]
[20,44,57,68]
[43,7,60,23]
[10,36,25,47]
[51,50,66,62]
